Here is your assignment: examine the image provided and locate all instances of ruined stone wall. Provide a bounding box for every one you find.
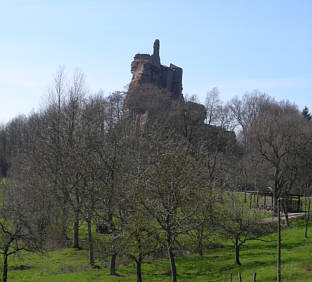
[129,39,183,99]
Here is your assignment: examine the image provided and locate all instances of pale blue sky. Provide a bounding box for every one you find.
[1,0,311,122]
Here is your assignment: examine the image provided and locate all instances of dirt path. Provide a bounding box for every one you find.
[263,212,305,223]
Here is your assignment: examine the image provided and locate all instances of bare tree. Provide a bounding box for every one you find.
[139,138,207,282]
[121,192,160,282]
[229,91,271,147]
[84,92,127,275]
[205,87,222,125]
[218,198,270,265]
[0,157,49,282]
[248,102,308,215]
[0,126,8,178]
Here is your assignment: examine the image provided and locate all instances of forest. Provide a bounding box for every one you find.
[0,69,311,282]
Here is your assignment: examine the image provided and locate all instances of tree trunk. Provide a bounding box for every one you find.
[304,220,308,238]
[61,205,69,246]
[235,243,241,265]
[110,229,118,276]
[219,189,224,202]
[277,199,281,282]
[238,272,242,282]
[87,219,94,266]
[136,236,143,282]
[304,198,310,238]
[273,192,278,216]
[168,247,177,282]
[136,259,143,282]
[73,210,80,249]
[2,252,8,282]
[165,223,177,282]
[198,239,203,257]
[282,198,289,227]
[197,226,203,257]
[110,253,117,275]
[253,272,257,282]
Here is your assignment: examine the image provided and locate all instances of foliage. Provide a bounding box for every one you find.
[1,71,312,282]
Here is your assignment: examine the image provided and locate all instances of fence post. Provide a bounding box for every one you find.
[238,272,242,282]
[298,195,301,212]
[253,272,256,282]
[229,272,232,282]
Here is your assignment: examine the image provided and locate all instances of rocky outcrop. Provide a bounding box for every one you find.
[125,40,236,151]
[125,40,209,129]
[129,39,183,99]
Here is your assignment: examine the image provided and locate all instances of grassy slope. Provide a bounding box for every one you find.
[5,217,312,282]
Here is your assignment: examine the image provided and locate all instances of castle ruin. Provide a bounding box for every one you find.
[129,39,183,99]
[125,39,236,149]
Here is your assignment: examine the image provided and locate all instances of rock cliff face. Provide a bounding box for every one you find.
[129,39,183,99]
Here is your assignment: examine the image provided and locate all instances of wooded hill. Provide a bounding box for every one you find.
[0,69,311,282]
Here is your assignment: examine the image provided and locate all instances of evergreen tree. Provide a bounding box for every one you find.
[302,106,311,120]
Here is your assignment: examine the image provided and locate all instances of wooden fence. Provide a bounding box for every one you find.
[229,272,256,282]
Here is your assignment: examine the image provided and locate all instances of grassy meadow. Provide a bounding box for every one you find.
[4,216,312,282]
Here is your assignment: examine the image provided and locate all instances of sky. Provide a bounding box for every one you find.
[1,0,312,123]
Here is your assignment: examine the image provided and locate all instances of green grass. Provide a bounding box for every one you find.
[3,216,312,281]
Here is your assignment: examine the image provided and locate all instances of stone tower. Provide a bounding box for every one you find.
[129,40,183,99]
